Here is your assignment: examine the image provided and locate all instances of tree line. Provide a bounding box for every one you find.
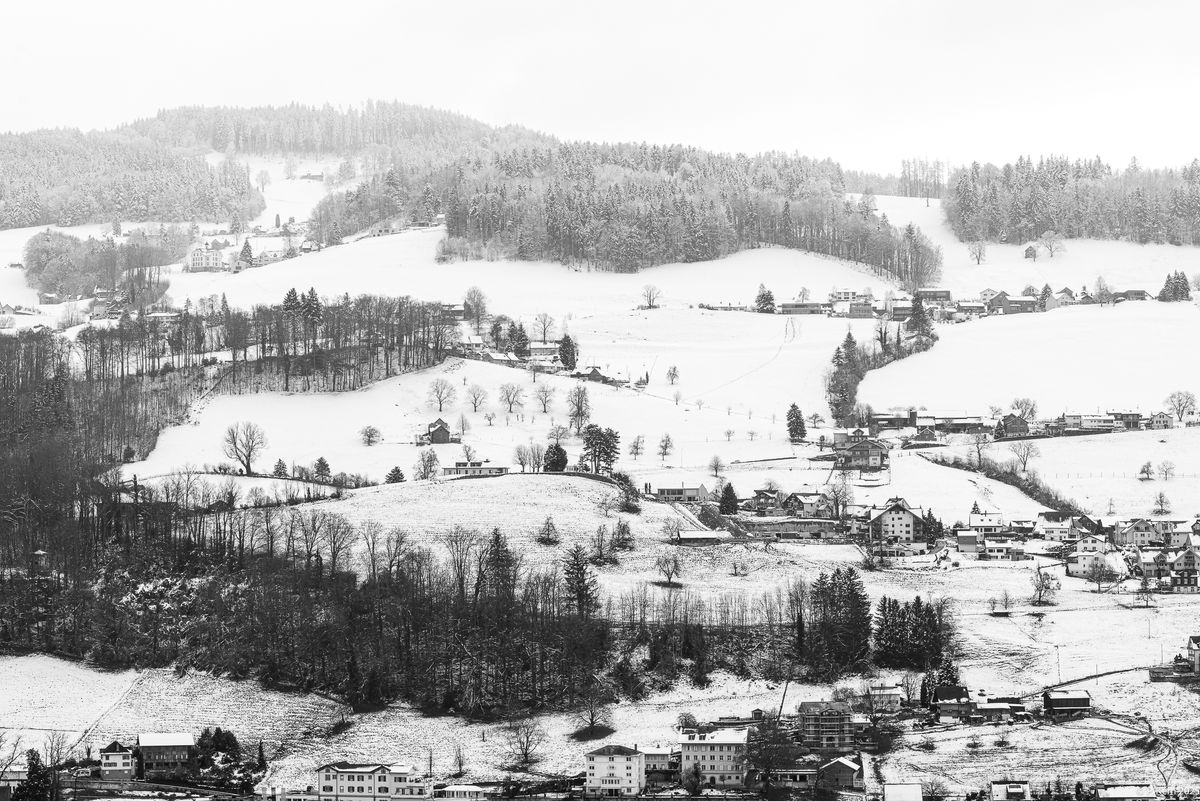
[946,155,1200,246]
[0,130,262,229]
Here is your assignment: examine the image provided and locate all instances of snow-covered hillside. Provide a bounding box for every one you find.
[165,225,897,320]
[941,426,1200,519]
[868,193,1200,297]
[129,358,1048,526]
[858,301,1200,416]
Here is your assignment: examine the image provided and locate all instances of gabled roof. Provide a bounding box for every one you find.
[100,741,131,754]
[932,685,969,702]
[588,745,641,756]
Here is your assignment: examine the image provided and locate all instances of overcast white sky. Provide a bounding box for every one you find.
[3,0,1197,174]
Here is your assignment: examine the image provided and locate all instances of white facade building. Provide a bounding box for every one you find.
[315,762,429,801]
[584,745,645,797]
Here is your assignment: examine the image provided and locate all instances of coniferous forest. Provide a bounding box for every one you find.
[945,155,1200,245]
[0,129,263,229]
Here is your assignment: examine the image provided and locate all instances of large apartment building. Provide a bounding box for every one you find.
[678,728,748,787]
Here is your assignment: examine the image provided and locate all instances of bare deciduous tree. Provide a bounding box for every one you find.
[534,384,555,412]
[222,421,267,474]
[1008,440,1040,471]
[628,434,644,460]
[967,240,986,265]
[1158,460,1176,480]
[499,383,525,412]
[502,718,547,767]
[428,378,457,412]
[655,553,682,584]
[665,365,679,385]
[642,284,662,308]
[534,312,555,343]
[413,448,440,480]
[548,424,570,444]
[1011,397,1038,420]
[708,454,725,477]
[514,444,532,472]
[360,425,381,446]
[1039,229,1064,258]
[467,384,488,412]
[1165,390,1196,422]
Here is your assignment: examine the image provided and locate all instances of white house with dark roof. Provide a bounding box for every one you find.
[99,741,134,780]
[585,745,645,796]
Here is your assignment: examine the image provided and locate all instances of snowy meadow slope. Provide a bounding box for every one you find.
[857,301,1200,416]
[866,194,1200,296]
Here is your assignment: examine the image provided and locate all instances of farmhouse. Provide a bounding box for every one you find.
[1042,690,1091,719]
[915,288,953,305]
[1149,412,1174,429]
[995,414,1029,438]
[782,490,831,517]
[996,295,1038,314]
[441,461,509,477]
[99,741,135,780]
[1062,413,1117,432]
[416,419,459,445]
[818,756,863,790]
[1113,519,1159,548]
[138,732,195,779]
[678,728,748,787]
[584,745,646,797]
[834,439,889,470]
[315,762,429,801]
[1054,287,1077,305]
[867,498,926,555]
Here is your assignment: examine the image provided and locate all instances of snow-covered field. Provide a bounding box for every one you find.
[938,426,1200,519]
[164,224,896,321]
[858,301,1200,416]
[127,358,1048,530]
[867,194,1200,297]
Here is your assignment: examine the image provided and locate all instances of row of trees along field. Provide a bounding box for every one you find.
[0,130,263,229]
[945,156,1200,245]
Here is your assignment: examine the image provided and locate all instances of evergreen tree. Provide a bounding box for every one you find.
[314,457,331,480]
[239,239,253,267]
[558,334,578,370]
[970,501,981,514]
[786,403,806,442]
[257,741,267,771]
[13,750,51,801]
[562,545,599,618]
[755,283,776,313]
[385,466,406,483]
[718,482,739,515]
[1038,283,1052,311]
[907,295,933,336]
[544,443,568,472]
[272,459,288,478]
[274,213,281,229]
